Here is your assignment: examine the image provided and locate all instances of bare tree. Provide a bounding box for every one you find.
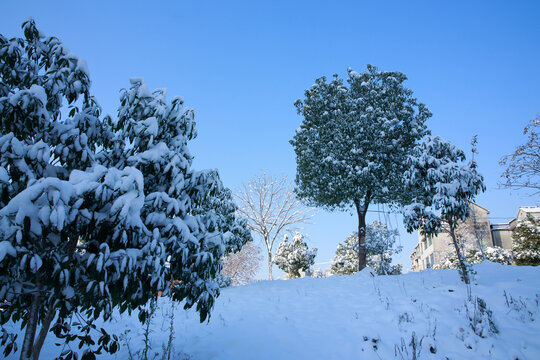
[236,173,313,280]
[500,115,540,194]
[221,242,263,286]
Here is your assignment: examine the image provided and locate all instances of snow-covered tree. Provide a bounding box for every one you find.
[330,233,358,276]
[0,20,236,360]
[512,215,540,266]
[436,246,513,269]
[291,65,431,271]
[221,241,262,286]
[310,268,325,278]
[236,173,313,280]
[103,78,245,320]
[500,115,540,194]
[403,136,485,284]
[331,221,402,276]
[273,232,317,279]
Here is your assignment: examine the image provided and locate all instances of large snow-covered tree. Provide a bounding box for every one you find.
[291,65,431,271]
[0,20,238,360]
[330,221,402,276]
[236,173,313,280]
[402,136,485,284]
[500,115,540,194]
[273,232,317,279]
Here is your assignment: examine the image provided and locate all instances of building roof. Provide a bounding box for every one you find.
[491,223,511,230]
[519,206,540,213]
[470,202,490,214]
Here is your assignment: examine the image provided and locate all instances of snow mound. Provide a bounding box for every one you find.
[5,264,540,359]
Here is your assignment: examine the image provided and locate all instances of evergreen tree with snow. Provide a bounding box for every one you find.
[0,20,237,360]
[291,65,431,271]
[403,136,485,284]
[512,215,540,266]
[331,221,402,275]
[273,232,317,279]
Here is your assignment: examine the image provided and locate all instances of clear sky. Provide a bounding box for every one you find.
[2,1,539,277]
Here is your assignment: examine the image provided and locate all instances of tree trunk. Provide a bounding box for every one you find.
[448,220,470,285]
[267,250,273,281]
[31,305,56,360]
[354,195,370,272]
[20,294,40,360]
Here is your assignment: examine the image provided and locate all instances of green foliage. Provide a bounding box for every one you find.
[512,215,540,266]
[291,65,431,211]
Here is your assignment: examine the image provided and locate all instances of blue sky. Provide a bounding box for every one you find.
[2,1,539,276]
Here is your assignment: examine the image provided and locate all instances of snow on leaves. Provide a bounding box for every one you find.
[291,65,431,210]
[273,232,317,279]
[402,136,485,237]
[0,19,243,359]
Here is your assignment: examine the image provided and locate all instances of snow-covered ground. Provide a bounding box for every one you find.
[6,262,540,359]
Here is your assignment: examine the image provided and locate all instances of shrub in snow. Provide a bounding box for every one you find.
[291,65,431,271]
[464,297,498,338]
[512,215,540,266]
[0,20,245,360]
[437,246,513,269]
[403,136,485,285]
[273,232,317,279]
[331,221,402,276]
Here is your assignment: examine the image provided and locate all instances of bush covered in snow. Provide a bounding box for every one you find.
[437,246,513,269]
[273,232,317,279]
[0,20,246,360]
[331,221,402,275]
[512,215,540,266]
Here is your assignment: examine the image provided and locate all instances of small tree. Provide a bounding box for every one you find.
[221,241,263,286]
[403,136,485,284]
[500,115,540,194]
[512,214,540,266]
[291,65,431,271]
[236,173,313,280]
[273,232,317,279]
[331,221,402,275]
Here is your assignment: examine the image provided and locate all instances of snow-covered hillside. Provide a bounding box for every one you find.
[6,262,540,359]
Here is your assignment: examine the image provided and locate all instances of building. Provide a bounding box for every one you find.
[410,204,540,271]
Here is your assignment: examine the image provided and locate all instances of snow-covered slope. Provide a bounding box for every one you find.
[6,262,540,359]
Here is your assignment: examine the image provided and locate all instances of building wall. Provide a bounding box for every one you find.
[491,228,513,249]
